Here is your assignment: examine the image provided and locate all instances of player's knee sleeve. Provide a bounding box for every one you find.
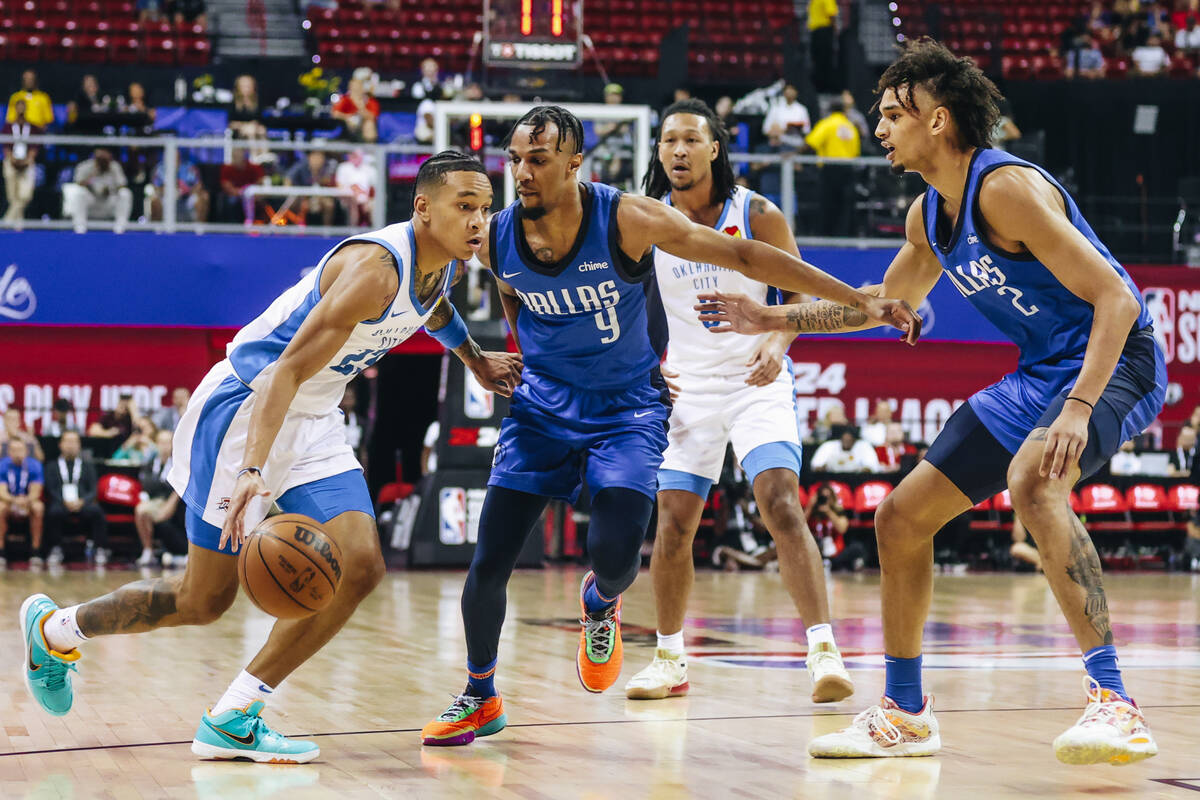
[587,488,653,597]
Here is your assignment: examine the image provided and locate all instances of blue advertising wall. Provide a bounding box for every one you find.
[0,232,1006,343]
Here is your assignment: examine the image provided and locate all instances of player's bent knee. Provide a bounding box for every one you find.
[758,492,804,531]
[177,581,238,625]
[340,547,386,600]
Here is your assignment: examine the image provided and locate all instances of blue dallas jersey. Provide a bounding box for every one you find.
[923,148,1159,451]
[490,182,666,390]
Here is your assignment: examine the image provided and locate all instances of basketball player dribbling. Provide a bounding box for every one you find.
[19,152,522,763]
[697,40,1165,765]
[623,99,853,704]
[420,106,919,747]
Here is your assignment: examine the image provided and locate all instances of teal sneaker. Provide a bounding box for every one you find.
[191,701,320,763]
[20,593,80,717]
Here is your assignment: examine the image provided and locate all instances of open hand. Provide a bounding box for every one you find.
[694,292,770,334]
[219,471,271,554]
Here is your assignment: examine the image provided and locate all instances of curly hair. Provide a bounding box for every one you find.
[875,38,1003,150]
[641,98,736,206]
[500,105,584,155]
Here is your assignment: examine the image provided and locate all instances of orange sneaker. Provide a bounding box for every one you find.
[577,571,623,693]
[421,693,507,747]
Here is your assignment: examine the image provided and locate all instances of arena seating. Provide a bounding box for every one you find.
[0,0,210,65]
[308,0,789,78]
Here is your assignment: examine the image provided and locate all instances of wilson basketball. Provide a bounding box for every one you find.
[238,514,343,619]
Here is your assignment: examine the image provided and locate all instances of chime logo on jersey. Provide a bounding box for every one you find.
[515,280,620,316]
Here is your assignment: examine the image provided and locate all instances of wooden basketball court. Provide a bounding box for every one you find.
[2,567,1197,798]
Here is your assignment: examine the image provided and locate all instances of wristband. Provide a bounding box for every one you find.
[236,466,262,480]
[1065,396,1095,412]
[427,306,469,350]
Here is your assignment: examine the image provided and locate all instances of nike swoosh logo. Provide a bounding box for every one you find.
[258,684,273,693]
[633,410,655,418]
[390,309,409,317]
[501,271,521,279]
[212,724,256,746]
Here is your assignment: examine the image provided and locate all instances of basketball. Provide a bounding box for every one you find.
[237,514,343,619]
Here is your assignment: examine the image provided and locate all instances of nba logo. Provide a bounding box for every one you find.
[1142,288,1174,362]
[464,372,494,419]
[439,487,467,545]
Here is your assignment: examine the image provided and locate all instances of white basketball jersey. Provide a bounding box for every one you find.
[226,220,452,415]
[655,186,775,378]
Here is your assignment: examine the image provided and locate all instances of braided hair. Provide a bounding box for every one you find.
[641,98,735,206]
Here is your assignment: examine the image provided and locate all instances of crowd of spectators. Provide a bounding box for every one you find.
[1065,0,1200,77]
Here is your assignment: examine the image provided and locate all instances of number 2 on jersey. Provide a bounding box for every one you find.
[595,306,621,343]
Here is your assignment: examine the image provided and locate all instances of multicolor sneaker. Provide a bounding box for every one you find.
[577,571,623,693]
[807,642,854,703]
[1053,676,1157,766]
[625,649,689,700]
[421,693,507,747]
[808,695,940,758]
[20,593,80,717]
[191,701,320,763]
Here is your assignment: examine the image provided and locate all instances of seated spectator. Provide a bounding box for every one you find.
[123,82,156,124]
[228,75,266,141]
[0,437,44,568]
[1176,15,1200,53]
[411,57,450,100]
[62,148,133,234]
[284,148,338,226]
[1132,34,1170,75]
[1169,426,1197,478]
[414,97,436,144]
[335,149,374,227]
[67,74,106,134]
[88,393,138,440]
[3,407,44,461]
[219,148,265,222]
[138,0,163,23]
[2,99,41,229]
[340,385,365,462]
[113,418,158,464]
[861,400,894,447]
[333,77,380,144]
[153,387,191,433]
[876,422,916,474]
[1010,516,1042,571]
[805,482,864,571]
[809,403,848,445]
[43,431,108,568]
[167,0,207,26]
[810,427,880,473]
[1171,0,1199,30]
[147,155,210,223]
[42,398,80,439]
[714,95,742,142]
[1109,439,1142,475]
[135,429,184,566]
[6,69,53,127]
[762,83,810,150]
[1065,36,1108,78]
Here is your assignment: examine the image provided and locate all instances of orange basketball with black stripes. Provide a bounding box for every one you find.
[237,513,343,619]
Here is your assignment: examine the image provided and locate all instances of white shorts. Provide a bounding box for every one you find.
[167,362,362,535]
[658,360,802,497]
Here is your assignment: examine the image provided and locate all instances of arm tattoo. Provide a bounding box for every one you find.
[749,195,769,217]
[784,301,868,332]
[424,297,453,331]
[1064,514,1114,645]
[77,577,180,636]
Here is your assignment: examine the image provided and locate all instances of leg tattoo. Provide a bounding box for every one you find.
[1064,515,1113,645]
[77,578,180,637]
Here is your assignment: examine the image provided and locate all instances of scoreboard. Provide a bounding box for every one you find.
[484,0,583,69]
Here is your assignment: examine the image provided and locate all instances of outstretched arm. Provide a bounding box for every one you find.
[424,296,523,396]
[222,243,397,551]
[743,194,807,385]
[618,193,920,341]
[697,197,941,337]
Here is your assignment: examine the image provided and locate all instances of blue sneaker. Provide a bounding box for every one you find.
[20,593,80,717]
[191,701,320,763]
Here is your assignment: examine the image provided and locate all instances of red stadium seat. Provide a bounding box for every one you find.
[145,33,177,64]
[1169,484,1199,512]
[854,481,893,513]
[1126,483,1176,532]
[179,36,211,65]
[1078,483,1129,531]
[811,481,853,512]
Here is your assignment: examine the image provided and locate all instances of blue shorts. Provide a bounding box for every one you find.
[185,468,375,553]
[488,370,671,503]
[926,327,1166,504]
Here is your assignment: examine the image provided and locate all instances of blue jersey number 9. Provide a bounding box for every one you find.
[595,307,621,343]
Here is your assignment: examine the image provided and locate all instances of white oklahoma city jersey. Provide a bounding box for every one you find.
[168,220,452,528]
[655,186,802,484]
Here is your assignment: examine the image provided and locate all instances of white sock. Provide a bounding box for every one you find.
[806,623,836,650]
[657,630,686,656]
[211,670,275,717]
[45,605,88,653]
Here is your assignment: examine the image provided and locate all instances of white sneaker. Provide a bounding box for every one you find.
[136,548,155,567]
[809,695,940,758]
[624,649,689,700]
[47,547,64,567]
[94,549,108,567]
[29,555,44,570]
[1053,676,1157,766]
[807,642,854,703]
